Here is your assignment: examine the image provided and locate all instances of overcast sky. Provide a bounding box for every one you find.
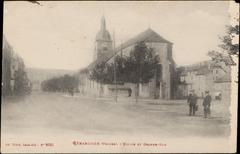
[4,1,231,70]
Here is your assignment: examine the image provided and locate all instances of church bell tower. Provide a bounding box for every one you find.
[94,16,113,61]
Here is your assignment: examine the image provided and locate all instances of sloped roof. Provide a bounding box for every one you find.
[179,61,211,76]
[179,61,232,80]
[117,28,172,48]
[84,28,172,72]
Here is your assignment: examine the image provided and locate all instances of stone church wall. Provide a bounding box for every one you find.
[107,42,173,100]
[147,42,172,100]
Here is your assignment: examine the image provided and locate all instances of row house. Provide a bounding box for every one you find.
[2,35,31,95]
[176,60,231,100]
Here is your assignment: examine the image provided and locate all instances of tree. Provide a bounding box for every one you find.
[41,74,79,94]
[123,41,160,101]
[14,70,32,95]
[90,62,114,84]
[219,25,239,56]
[89,61,117,97]
[208,24,239,83]
[90,42,160,101]
[208,25,239,66]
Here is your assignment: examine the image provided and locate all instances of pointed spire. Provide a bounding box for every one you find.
[101,15,106,31]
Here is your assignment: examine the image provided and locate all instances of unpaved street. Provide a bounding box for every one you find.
[1,91,230,137]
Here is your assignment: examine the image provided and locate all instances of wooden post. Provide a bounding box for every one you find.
[113,29,117,103]
[114,61,118,103]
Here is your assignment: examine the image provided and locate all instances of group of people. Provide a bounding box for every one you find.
[187,90,212,118]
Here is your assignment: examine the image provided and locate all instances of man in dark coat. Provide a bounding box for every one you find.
[128,88,132,97]
[203,91,212,118]
[187,90,198,116]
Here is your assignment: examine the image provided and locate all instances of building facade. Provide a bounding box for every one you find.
[78,17,176,100]
[176,61,231,100]
[2,35,31,96]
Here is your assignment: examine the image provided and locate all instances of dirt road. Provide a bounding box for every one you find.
[1,91,230,137]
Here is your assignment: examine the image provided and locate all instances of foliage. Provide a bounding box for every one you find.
[41,74,79,93]
[90,41,160,99]
[90,62,114,84]
[123,41,160,84]
[208,25,239,65]
[90,41,160,85]
[207,50,235,66]
[14,70,32,95]
[219,25,239,56]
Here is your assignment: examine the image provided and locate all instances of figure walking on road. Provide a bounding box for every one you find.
[187,90,198,116]
[203,91,212,118]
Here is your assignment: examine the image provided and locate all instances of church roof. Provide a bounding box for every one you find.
[118,28,172,46]
[83,28,172,72]
[95,16,112,41]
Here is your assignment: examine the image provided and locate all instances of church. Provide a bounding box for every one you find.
[78,16,176,100]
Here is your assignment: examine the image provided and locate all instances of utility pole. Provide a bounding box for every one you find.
[114,60,117,103]
[113,29,117,103]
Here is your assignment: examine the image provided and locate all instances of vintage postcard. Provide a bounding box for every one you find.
[1,1,239,153]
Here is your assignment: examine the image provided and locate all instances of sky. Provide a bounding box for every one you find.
[3,1,231,70]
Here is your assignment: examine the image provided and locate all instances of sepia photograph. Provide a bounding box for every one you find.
[1,1,239,153]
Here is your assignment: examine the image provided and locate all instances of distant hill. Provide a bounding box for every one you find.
[26,67,76,90]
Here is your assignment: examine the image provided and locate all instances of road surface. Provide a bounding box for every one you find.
[2,91,230,137]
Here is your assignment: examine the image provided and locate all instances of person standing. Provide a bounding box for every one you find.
[187,90,198,116]
[203,91,212,118]
[128,88,132,97]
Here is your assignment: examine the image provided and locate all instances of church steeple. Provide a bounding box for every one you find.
[95,15,112,41]
[94,16,113,61]
[101,15,106,31]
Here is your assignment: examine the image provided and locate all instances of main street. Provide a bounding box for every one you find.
[2,91,230,138]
